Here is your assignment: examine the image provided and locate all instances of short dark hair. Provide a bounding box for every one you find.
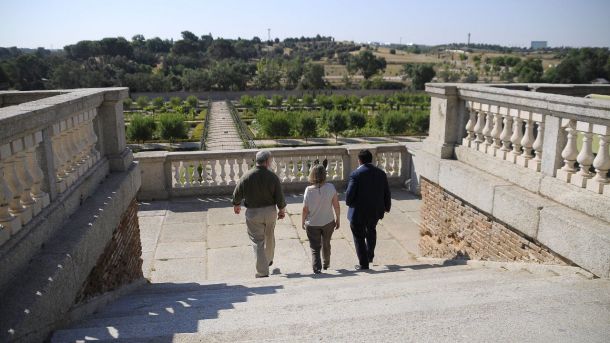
[358,149,373,164]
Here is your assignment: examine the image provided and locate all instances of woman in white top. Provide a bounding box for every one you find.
[302,164,340,274]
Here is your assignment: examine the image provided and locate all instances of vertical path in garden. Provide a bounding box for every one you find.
[205,101,243,150]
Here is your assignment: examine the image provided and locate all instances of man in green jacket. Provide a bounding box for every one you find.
[232,150,286,278]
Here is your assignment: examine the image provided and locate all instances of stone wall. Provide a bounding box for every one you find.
[419,178,566,265]
[76,198,143,303]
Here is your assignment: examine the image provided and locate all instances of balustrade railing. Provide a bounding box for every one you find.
[426,83,610,196]
[462,101,545,172]
[0,88,130,246]
[135,144,409,199]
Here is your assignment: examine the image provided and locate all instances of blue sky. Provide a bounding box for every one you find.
[1,0,609,49]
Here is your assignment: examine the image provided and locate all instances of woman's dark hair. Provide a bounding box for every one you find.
[358,149,373,164]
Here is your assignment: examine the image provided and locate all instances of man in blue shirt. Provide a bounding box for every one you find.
[346,149,391,270]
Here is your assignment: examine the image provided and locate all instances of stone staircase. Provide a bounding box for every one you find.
[51,262,610,342]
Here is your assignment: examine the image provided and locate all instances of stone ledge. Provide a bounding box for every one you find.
[437,159,511,214]
[538,206,610,278]
[0,162,141,343]
[0,158,110,294]
[492,185,553,238]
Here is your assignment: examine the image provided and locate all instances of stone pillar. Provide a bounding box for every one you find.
[39,127,59,201]
[98,89,133,172]
[540,115,567,177]
[134,151,169,200]
[423,85,463,159]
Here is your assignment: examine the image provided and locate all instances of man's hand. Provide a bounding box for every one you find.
[301,224,306,231]
[278,209,286,219]
[335,219,340,230]
[233,205,241,214]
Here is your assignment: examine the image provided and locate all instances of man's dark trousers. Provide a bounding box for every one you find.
[350,218,378,267]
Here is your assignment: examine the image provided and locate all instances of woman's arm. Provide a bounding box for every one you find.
[332,192,340,230]
[301,206,309,230]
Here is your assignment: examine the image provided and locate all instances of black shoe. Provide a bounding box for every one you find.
[355,265,370,270]
[269,260,273,266]
[323,264,329,270]
[313,269,321,274]
[255,274,269,278]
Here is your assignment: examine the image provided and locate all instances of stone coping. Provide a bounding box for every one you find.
[0,88,128,144]
[426,83,610,124]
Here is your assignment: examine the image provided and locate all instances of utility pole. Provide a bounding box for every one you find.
[467,33,471,47]
[267,28,271,42]
[399,37,402,45]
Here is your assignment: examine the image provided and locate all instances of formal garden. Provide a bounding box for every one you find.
[123,95,208,144]
[234,92,430,142]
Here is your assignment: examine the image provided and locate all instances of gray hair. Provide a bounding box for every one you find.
[255,150,272,165]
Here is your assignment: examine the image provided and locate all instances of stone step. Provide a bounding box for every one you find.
[50,265,610,342]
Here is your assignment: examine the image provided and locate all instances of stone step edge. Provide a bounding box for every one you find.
[416,257,595,279]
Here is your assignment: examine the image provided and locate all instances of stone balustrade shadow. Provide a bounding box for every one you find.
[283,260,466,279]
[56,282,284,342]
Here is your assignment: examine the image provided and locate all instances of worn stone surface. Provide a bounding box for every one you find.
[438,160,511,214]
[538,206,610,278]
[491,185,551,238]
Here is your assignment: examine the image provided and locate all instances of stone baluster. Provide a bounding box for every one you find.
[52,124,68,193]
[217,159,226,186]
[86,112,100,164]
[462,105,477,148]
[183,161,192,188]
[299,156,307,181]
[509,112,523,163]
[73,115,88,175]
[210,160,218,186]
[0,149,22,235]
[201,160,209,186]
[337,156,344,180]
[473,110,486,148]
[488,109,503,157]
[556,119,579,183]
[290,157,298,182]
[228,158,236,185]
[235,157,247,183]
[191,161,201,186]
[586,126,610,194]
[4,154,27,224]
[497,110,513,161]
[26,133,49,215]
[570,122,594,188]
[328,157,337,180]
[516,112,535,168]
[172,162,181,187]
[479,110,494,154]
[528,116,545,172]
[391,152,399,177]
[14,150,35,225]
[66,117,83,177]
[0,167,18,243]
[280,157,289,182]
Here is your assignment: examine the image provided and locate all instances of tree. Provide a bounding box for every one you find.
[152,97,164,111]
[253,58,282,89]
[297,114,317,142]
[127,114,156,143]
[136,96,149,109]
[326,112,348,143]
[186,95,199,109]
[182,68,212,91]
[301,63,325,89]
[284,58,304,89]
[302,94,314,106]
[271,95,283,107]
[347,50,387,79]
[514,58,543,82]
[286,95,298,108]
[158,113,187,142]
[348,111,367,129]
[169,96,182,108]
[403,63,436,90]
[256,110,291,137]
[316,94,333,110]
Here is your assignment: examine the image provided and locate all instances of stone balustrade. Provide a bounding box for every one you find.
[0,88,132,247]
[416,83,610,278]
[135,144,409,200]
[425,83,610,197]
